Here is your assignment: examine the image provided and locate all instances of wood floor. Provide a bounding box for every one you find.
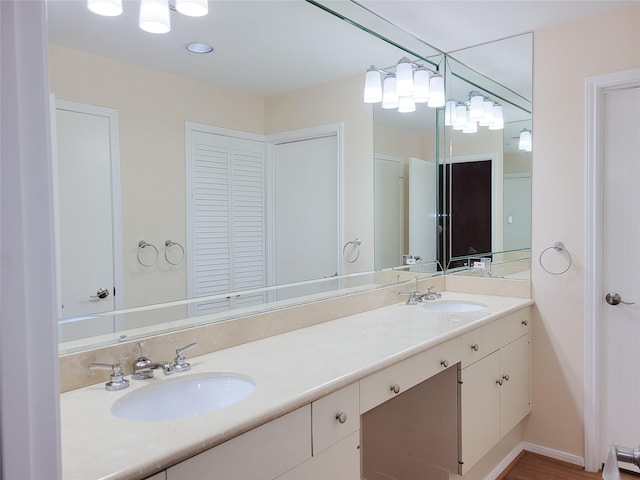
[499,451,639,480]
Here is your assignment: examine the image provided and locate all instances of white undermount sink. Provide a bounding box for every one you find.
[423,301,487,313]
[112,373,255,421]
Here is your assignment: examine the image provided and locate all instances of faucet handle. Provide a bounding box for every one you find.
[89,363,130,391]
[174,342,197,372]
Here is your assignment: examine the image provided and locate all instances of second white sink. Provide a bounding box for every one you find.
[112,373,255,421]
[423,301,487,313]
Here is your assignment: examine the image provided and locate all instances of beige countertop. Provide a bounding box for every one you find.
[60,291,533,480]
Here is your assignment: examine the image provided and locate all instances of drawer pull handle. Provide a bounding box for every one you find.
[502,374,510,381]
[471,343,479,351]
[441,359,449,368]
[335,412,348,424]
[390,384,401,394]
[496,378,504,386]
[522,320,529,326]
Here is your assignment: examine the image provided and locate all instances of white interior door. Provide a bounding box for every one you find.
[601,85,640,471]
[273,135,339,299]
[53,101,122,341]
[374,155,403,270]
[409,157,437,267]
[503,174,531,251]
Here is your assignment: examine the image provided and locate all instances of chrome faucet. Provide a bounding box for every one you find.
[420,286,442,301]
[131,341,197,379]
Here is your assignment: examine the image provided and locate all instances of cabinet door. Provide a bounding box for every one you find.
[276,431,360,480]
[500,333,531,437]
[312,383,359,454]
[460,350,501,474]
[167,406,311,480]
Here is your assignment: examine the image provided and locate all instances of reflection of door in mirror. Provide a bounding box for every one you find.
[503,173,531,250]
[272,134,340,301]
[440,159,492,269]
[374,155,404,270]
[53,100,123,342]
[408,157,437,270]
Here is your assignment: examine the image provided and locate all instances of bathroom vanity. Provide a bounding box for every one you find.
[60,292,532,480]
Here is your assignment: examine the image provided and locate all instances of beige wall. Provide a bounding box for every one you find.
[526,4,640,458]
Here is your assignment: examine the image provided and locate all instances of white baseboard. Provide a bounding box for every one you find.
[483,442,585,480]
[522,442,585,467]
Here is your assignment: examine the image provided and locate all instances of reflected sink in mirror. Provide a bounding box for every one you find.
[112,373,255,421]
[423,301,487,313]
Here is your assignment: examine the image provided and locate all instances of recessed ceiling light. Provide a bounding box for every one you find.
[186,42,214,54]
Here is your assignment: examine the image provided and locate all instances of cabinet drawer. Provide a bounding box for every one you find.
[482,307,531,354]
[459,328,483,367]
[166,406,311,480]
[360,337,461,414]
[312,383,359,454]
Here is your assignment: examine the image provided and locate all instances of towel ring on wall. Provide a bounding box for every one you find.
[539,241,572,275]
[343,238,362,264]
[164,239,185,266]
[137,240,158,267]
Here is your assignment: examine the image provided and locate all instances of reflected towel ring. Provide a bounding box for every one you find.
[343,238,362,264]
[137,240,158,267]
[539,241,572,275]
[164,239,185,266]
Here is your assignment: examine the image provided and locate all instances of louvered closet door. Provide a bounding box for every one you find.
[189,131,266,316]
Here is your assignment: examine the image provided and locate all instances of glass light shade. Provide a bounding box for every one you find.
[139,0,171,34]
[398,96,416,113]
[412,68,430,103]
[444,100,457,126]
[489,105,504,130]
[427,74,445,107]
[382,75,399,110]
[176,0,208,16]
[519,129,532,151]
[87,0,123,16]
[469,94,484,122]
[463,120,478,134]
[479,99,495,126]
[363,66,382,104]
[453,105,468,130]
[395,58,414,98]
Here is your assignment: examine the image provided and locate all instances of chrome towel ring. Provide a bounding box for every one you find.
[164,239,185,266]
[343,238,362,264]
[539,241,572,275]
[137,240,158,267]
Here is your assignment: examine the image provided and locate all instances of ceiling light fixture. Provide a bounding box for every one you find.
[88,0,208,34]
[363,59,443,113]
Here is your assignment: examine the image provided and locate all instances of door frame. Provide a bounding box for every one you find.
[584,67,640,472]
[51,98,124,317]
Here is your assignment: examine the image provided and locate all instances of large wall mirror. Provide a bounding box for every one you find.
[48,0,446,353]
[440,34,532,278]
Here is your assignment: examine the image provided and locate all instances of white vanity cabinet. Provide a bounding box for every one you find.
[459,308,532,474]
[166,406,311,480]
[276,384,361,480]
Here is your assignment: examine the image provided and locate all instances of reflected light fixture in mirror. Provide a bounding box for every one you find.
[519,128,532,151]
[87,0,123,16]
[88,0,208,34]
[364,59,445,111]
[445,91,504,133]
